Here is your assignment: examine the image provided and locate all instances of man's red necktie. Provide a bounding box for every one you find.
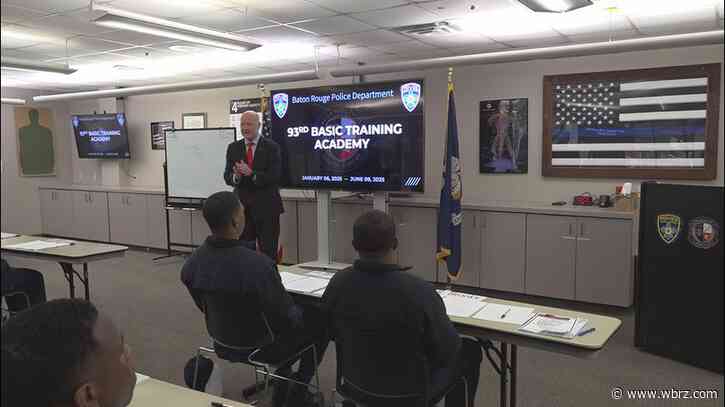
[246,143,254,169]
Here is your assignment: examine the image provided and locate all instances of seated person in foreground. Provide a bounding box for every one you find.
[1,298,137,407]
[180,191,327,406]
[1,258,47,312]
[322,210,482,407]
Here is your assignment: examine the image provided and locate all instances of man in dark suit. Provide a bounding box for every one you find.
[224,110,284,261]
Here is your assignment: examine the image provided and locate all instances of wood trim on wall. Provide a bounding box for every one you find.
[542,63,720,180]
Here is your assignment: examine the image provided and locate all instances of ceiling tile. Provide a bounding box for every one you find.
[107,0,229,19]
[243,25,322,44]
[292,15,377,35]
[370,40,439,55]
[14,38,126,58]
[176,8,275,32]
[504,36,570,48]
[241,0,338,23]
[325,29,411,47]
[306,0,410,14]
[547,7,633,36]
[1,48,58,61]
[414,0,489,19]
[446,42,511,55]
[1,5,51,23]
[567,30,640,44]
[1,35,40,49]
[416,31,494,48]
[67,53,140,65]
[21,10,113,37]
[1,0,89,14]
[628,8,718,34]
[351,5,440,28]
[92,30,176,47]
[1,24,66,48]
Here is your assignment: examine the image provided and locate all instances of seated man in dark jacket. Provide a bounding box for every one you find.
[323,210,482,407]
[180,191,327,406]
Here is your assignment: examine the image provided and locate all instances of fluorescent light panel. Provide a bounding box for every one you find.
[1,98,26,105]
[91,4,260,52]
[518,0,593,13]
[1,57,77,75]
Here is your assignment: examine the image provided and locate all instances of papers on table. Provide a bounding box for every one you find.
[438,290,487,318]
[4,240,72,251]
[1,232,18,239]
[473,303,535,325]
[519,313,589,338]
[305,270,334,280]
[282,274,329,296]
[279,271,306,286]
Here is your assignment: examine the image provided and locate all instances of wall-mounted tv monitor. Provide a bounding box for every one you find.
[270,79,425,192]
[72,113,131,159]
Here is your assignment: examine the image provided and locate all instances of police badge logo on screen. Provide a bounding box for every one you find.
[72,116,80,128]
[688,217,720,250]
[116,113,125,126]
[273,93,289,119]
[657,214,681,244]
[400,83,421,113]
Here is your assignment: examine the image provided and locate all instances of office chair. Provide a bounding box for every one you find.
[193,290,322,405]
[1,291,31,325]
[330,321,469,407]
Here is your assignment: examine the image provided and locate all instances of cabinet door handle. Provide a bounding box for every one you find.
[580,222,585,237]
[561,236,577,240]
[481,214,486,229]
[577,237,591,241]
[472,214,477,228]
[568,223,573,236]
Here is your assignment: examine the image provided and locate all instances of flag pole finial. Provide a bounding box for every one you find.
[447,67,453,92]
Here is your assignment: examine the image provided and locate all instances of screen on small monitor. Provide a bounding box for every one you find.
[270,79,425,192]
[72,113,131,159]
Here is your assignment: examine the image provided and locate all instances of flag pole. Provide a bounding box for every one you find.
[445,66,453,290]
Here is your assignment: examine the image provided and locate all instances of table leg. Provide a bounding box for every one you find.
[510,344,517,407]
[83,263,89,301]
[59,262,76,298]
[58,262,91,301]
[500,342,508,407]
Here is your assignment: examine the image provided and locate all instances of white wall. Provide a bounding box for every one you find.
[3,44,723,234]
[1,88,73,234]
[66,44,724,203]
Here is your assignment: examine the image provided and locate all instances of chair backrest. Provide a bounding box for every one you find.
[333,316,430,407]
[199,290,274,350]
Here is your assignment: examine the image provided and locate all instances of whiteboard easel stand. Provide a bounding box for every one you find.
[152,162,202,261]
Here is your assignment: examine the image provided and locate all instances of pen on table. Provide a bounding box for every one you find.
[211,402,233,407]
[577,327,596,337]
[500,308,511,319]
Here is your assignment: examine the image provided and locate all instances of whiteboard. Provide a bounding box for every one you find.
[165,128,236,200]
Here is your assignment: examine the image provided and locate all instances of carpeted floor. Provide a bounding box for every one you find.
[3,249,722,406]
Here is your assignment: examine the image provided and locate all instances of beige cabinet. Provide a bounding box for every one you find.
[109,193,148,246]
[71,191,110,242]
[40,189,73,237]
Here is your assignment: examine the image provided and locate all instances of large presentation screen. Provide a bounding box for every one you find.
[270,79,425,192]
[72,113,131,159]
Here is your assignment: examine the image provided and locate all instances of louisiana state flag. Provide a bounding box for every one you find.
[437,83,463,280]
